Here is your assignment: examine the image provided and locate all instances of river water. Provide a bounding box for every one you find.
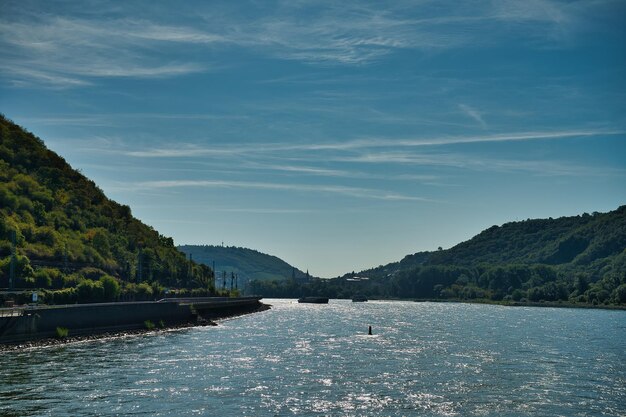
[1,299,624,416]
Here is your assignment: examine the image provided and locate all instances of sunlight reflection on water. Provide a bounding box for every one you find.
[1,299,625,416]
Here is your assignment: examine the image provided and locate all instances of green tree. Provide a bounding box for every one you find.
[100,275,120,301]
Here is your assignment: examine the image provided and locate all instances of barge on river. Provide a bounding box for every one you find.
[298,297,329,304]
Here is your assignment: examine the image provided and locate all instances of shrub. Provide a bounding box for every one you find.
[136,282,153,300]
[99,275,120,301]
[151,282,165,299]
[613,284,626,304]
[34,268,55,288]
[55,326,69,339]
[511,289,525,301]
[77,267,107,281]
[62,274,81,288]
[76,279,104,302]
[144,320,155,330]
[0,254,34,281]
[50,287,78,304]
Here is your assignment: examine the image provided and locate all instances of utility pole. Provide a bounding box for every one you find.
[188,253,193,282]
[137,246,143,282]
[63,243,69,274]
[9,230,16,291]
[230,272,234,291]
[222,271,226,290]
[235,273,238,290]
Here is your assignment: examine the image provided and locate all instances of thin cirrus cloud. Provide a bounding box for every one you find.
[0,0,591,87]
[281,129,624,152]
[115,128,624,158]
[82,127,623,181]
[245,164,359,178]
[203,0,583,64]
[458,104,487,129]
[131,179,431,202]
[124,147,239,158]
[0,16,212,86]
[335,151,624,177]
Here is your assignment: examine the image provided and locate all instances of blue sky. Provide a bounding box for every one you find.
[1,0,625,277]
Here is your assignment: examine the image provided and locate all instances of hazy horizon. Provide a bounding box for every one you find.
[1,0,624,277]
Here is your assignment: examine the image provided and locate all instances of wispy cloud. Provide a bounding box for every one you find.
[133,179,431,202]
[124,147,239,158]
[14,113,249,127]
[336,150,626,177]
[0,65,92,88]
[0,16,210,87]
[81,127,623,184]
[210,0,586,65]
[201,207,316,214]
[298,129,624,151]
[252,164,356,178]
[113,128,624,158]
[0,0,595,87]
[458,104,487,128]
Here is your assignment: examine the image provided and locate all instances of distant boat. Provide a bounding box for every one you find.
[298,297,329,304]
[352,295,368,302]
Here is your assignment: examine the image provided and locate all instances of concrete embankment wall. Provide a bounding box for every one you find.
[0,297,263,344]
[189,297,267,319]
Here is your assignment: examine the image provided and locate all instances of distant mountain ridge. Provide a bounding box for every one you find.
[178,245,311,286]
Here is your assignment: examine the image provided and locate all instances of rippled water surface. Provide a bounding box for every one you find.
[1,300,625,416]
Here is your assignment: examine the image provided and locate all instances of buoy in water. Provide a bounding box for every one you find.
[368,325,372,335]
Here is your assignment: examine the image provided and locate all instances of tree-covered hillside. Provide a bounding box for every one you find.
[179,245,310,288]
[351,251,432,282]
[425,209,626,271]
[0,115,216,304]
[250,207,626,306]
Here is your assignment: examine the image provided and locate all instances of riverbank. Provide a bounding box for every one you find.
[305,296,625,310]
[0,297,269,346]
[0,302,270,352]
[408,298,626,310]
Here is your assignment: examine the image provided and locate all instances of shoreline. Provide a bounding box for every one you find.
[367,297,626,311]
[408,298,626,311]
[0,303,270,352]
[284,296,626,311]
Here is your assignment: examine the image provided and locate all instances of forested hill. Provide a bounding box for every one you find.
[360,207,626,281]
[426,208,626,270]
[0,115,215,303]
[351,207,626,304]
[250,207,626,305]
[178,245,310,284]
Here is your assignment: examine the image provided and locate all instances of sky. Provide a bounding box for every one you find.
[1,0,625,277]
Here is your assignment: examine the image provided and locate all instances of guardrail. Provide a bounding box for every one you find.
[0,308,25,317]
